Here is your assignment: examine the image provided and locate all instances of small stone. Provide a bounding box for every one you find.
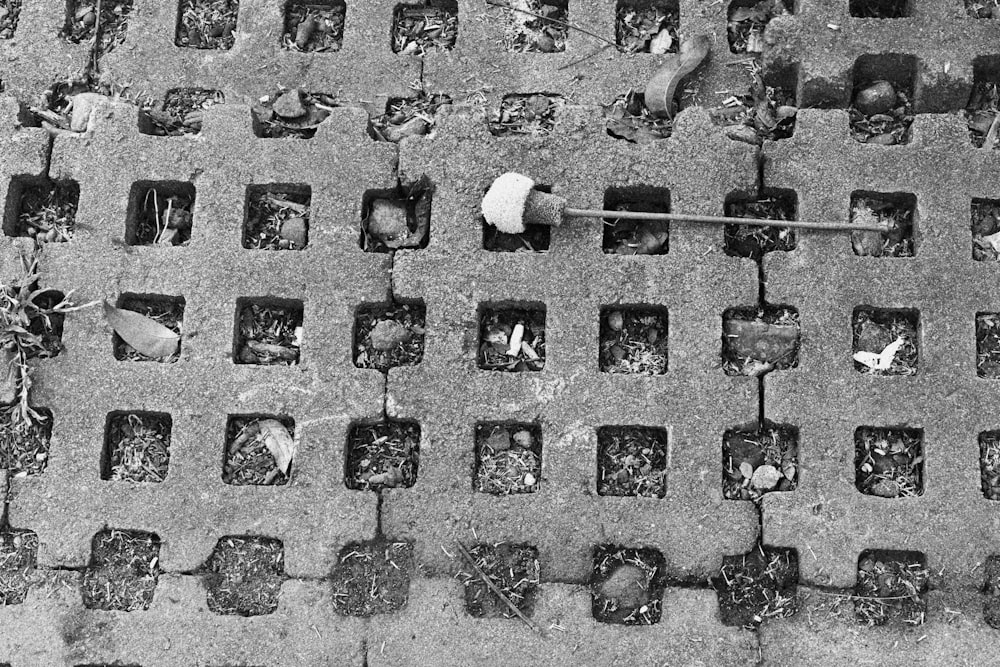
[369,319,411,351]
[512,430,533,448]
[483,429,510,452]
[70,92,104,132]
[775,105,798,119]
[295,16,316,49]
[854,80,897,116]
[725,124,762,145]
[750,464,781,491]
[382,116,429,142]
[366,199,408,242]
[533,33,555,51]
[867,133,896,145]
[273,89,307,119]
[279,216,308,247]
[523,472,536,486]
[610,344,626,361]
[525,95,550,117]
[607,310,624,331]
[851,230,885,257]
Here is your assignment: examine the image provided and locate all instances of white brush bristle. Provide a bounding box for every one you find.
[481,172,534,234]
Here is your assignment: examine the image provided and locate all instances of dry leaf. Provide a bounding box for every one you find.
[259,419,295,475]
[853,337,905,371]
[981,230,1000,253]
[645,35,710,119]
[102,300,180,359]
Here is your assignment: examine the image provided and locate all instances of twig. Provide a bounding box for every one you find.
[485,0,619,49]
[557,43,614,70]
[454,541,545,637]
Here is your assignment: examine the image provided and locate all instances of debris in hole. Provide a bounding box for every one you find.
[0,529,37,604]
[849,79,914,145]
[597,426,668,498]
[0,405,52,477]
[727,0,789,53]
[474,423,541,495]
[479,307,545,372]
[977,314,1000,378]
[599,308,668,375]
[604,90,674,143]
[331,540,413,616]
[81,529,160,611]
[499,0,568,52]
[370,92,452,142]
[131,186,194,246]
[392,2,458,55]
[591,546,666,625]
[712,546,798,628]
[141,88,224,136]
[615,3,678,53]
[460,542,540,618]
[849,0,909,18]
[967,80,1000,149]
[973,199,1000,260]
[105,298,182,361]
[283,0,345,52]
[854,550,928,626]
[361,185,432,251]
[979,431,1000,500]
[236,301,302,365]
[602,197,669,254]
[253,88,339,139]
[11,180,79,243]
[105,413,171,483]
[244,188,310,250]
[345,422,420,491]
[0,0,22,39]
[644,35,710,118]
[223,416,295,486]
[203,536,284,616]
[61,0,134,56]
[722,306,800,376]
[850,195,914,257]
[29,72,116,134]
[480,173,555,251]
[711,65,797,143]
[852,308,917,376]
[723,422,798,501]
[854,427,923,498]
[984,555,1000,628]
[723,193,796,259]
[176,0,239,49]
[354,303,426,371]
[966,0,1000,17]
[490,94,563,136]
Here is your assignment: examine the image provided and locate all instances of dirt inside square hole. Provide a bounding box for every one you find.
[849,56,916,146]
[984,555,1000,628]
[361,181,432,252]
[605,90,676,143]
[112,295,184,362]
[854,549,928,626]
[461,542,540,618]
[726,0,790,54]
[103,411,171,483]
[244,185,310,251]
[490,94,564,137]
[202,536,284,616]
[5,178,79,243]
[392,0,458,55]
[854,426,923,498]
[81,529,161,611]
[0,406,53,477]
[354,302,426,371]
[591,545,666,625]
[0,528,37,604]
[616,0,678,54]
[0,1,21,39]
[850,191,916,257]
[852,307,918,376]
[345,421,420,491]
[722,305,800,376]
[474,423,541,495]
[597,426,668,498]
[223,415,295,486]
[723,421,798,501]
[140,88,224,137]
[972,198,1000,260]
[127,182,194,247]
[284,0,345,52]
[498,0,568,53]
[979,431,1000,500]
[602,186,670,254]
[599,307,668,375]
[61,0,133,56]
[331,539,414,617]
[479,305,545,372]
[712,545,798,628]
[724,190,796,260]
[235,299,303,365]
[176,0,239,49]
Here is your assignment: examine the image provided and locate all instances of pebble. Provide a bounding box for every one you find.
[750,464,781,491]
[512,430,533,448]
[598,565,649,608]
[382,116,429,142]
[607,310,624,331]
[854,80,897,116]
[70,92,104,132]
[523,473,536,486]
[483,429,510,452]
[369,319,412,351]
[867,133,896,145]
[279,216,308,247]
[295,16,316,49]
[273,88,307,119]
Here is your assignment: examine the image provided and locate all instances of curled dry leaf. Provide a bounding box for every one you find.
[645,35,711,119]
[102,300,180,359]
[259,418,295,475]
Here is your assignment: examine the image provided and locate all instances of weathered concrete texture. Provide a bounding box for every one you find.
[759,586,995,667]
[0,0,90,102]
[761,108,1000,589]
[0,571,365,666]
[5,99,399,577]
[383,105,760,581]
[367,577,758,667]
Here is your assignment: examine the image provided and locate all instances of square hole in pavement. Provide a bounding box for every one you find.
[223,415,295,486]
[331,539,414,616]
[979,431,1000,499]
[854,549,928,626]
[599,306,668,375]
[0,528,37,604]
[500,0,567,52]
[283,0,345,52]
[602,185,669,255]
[977,313,1000,377]
[4,177,79,242]
[176,0,239,49]
[605,90,677,142]
[234,298,303,365]
[203,536,285,616]
[849,0,911,18]
[726,0,791,54]
[139,87,225,136]
[112,293,184,362]
[967,0,1000,17]
[0,1,22,39]
[474,422,541,495]
[126,181,195,246]
[984,555,1000,628]
[354,301,426,371]
[852,306,918,375]
[489,94,565,136]
[482,181,552,253]
[713,546,798,628]
[0,406,53,476]
[102,411,172,483]
[597,426,668,498]
[723,421,798,501]
[849,55,916,145]
[81,529,161,611]
[392,1,458,54]
[370,92,452,142]
[724,189,797,259]
[591,545,666,625]
[244,184,311,250]
[722,305,800,376]
[972,198,1000,259]
[9,286,67,360]
[854,426,924,498]
[62,0,133,56]
[479,303,546,372]
[849,190,916,257]
[967,57,1000,148]
[615,0,678,53]
[251,89,339,139]
[360,180,432,252]
[345,421,420,491]
[462,542,540,618]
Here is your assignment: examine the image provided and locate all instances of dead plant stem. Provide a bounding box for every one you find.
[455,540,545,636]
[485,0,618,49]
